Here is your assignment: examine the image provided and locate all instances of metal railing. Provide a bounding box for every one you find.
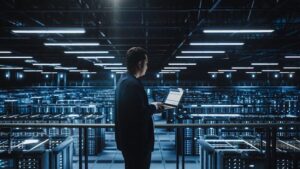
[1,122,300,169]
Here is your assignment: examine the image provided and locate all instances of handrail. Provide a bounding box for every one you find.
[0,122,299,128]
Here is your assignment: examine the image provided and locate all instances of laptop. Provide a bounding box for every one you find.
[162,88,184,109]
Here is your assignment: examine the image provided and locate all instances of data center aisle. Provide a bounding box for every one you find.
[73,118,200,169]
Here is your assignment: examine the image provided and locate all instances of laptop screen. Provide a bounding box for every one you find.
[164,88,184,106]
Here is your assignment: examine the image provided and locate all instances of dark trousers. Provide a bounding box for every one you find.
[121,150,152,169]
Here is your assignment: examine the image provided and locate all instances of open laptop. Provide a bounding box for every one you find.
[162,88,184,109]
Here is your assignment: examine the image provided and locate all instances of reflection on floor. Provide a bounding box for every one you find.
[73,120,200,169]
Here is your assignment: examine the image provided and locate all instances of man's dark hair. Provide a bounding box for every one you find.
[126,47,147,74]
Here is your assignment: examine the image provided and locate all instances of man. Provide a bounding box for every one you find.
[115,47,164,169]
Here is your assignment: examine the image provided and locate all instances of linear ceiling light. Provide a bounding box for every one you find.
[115,72,126,74]
[54,67,77,70]
[208,72,224,74]
[0,56,33,59]
[161,70,181,72]
[164,67,187,69]
[77,56,115,59]
[203,29,274,33]
[251,63,278,66]
[285,56,300,59]
[283,67,300,69]
[176,56,213,59]
[24,70,43,72]
[69,70,88,72]
[218,69,237,72]
[245,72,262,74]
[110,70,127,72]
[33,63,61,66]
[12,28,85,34]
[0,67,23,70]
[104,67,127,70]
[159,72,176,74]
[231,67,254,70]
[168,63,196,66]
[80,72,97,74]
[0,51,12,54]
[181,51,225,54]
[94,63,123,66]
[262,69,280,72]
[190,42,244,46]
[41,72,57,74]
[64,51,108,54]
[280,72,295,74]
[25,59,37,63]
[44,42,99,46]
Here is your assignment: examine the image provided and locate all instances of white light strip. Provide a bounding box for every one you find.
[218,69,237,72]
[208,72,224,74]
[54,67,77,70]
[0,56,32,59]
[176,56,213,59]
[25,59,37,63]
[190,42,244,46]
[12,28,85,34]
[24,70,43,72]
[111,70,127,72]
[164,67,187,69]
[191,114,241,117]
[77,56,115,59]
[159,72,176,74]
[161,70,181,72]
[262,69,280,72]
[245,72,262,74]
[279,72,295,74]
[44,42,99,46]
[285,56,300,59]
[201,104,243,108]
[0,51,12,54]
[69,70,88,72]
[65,51,108,54]
[80,72,97,74]
[41,72,57,74]
[203,29,274,33]
[104,67,127,70]
[251,63,278,66]
[283,67,300,69]
[94,63,123,66]
[182,51,225,54]
[33,63,61,66]
[115,71,126,74]
[232,67,254,70]
[168,63,196,66]
[0,67,23,70]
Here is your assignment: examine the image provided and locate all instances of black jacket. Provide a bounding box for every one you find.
[115,73,156,153]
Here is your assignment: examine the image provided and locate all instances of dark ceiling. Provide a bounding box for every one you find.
[0,0,299,81]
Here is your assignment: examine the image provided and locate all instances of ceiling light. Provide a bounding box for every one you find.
[64,51,109,54]
[0,67,23,70]
[164,67,187,69]
[159,72,176,74]
[168,63,196,66]
[262,69,280,72]
[33,63,61,66]
[161,70,181,72]
[176,56,213,59]
[24,70,43,72]
[77,56,115,59]
[80,72,97,74]
[231,67,254,70]
[279,72,295,74]
[115,72,126,74]
[54,67,77,70]
[25,59,37,63]
[203,29,274,33]
[0,51,12,54]
[181,51,225,54]
[44,42,99,46]
[245,72,262,74]
[283,67,300,69]
[0,56,32,59]
[218,70,237,72]
[190,42,244,46]
[251,63,278,66]
[94,63,123,66]
[12,28,85,34]
[285,56,300,59]
[69,70,88,72]
[110,70,127,72]
[104,67,127,70]
[208,72,224,74]
[41,72,57,74]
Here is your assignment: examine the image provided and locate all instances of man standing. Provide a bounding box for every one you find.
[115,47,163,169]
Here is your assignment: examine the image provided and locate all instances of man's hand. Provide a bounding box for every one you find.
[151,102,164,111]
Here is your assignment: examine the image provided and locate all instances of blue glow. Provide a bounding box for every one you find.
[5,73,10,78]
[87,74,90,78]
[274,74,279,78]
[156,74,160,78]
[19,74,23,79]
[226,74,231,78]
[111,74,114,78]
[289,74,293,78]
[45,74,49,78]
[60,74,64,78]
[211,74,216,78]
[251,74,255,78]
